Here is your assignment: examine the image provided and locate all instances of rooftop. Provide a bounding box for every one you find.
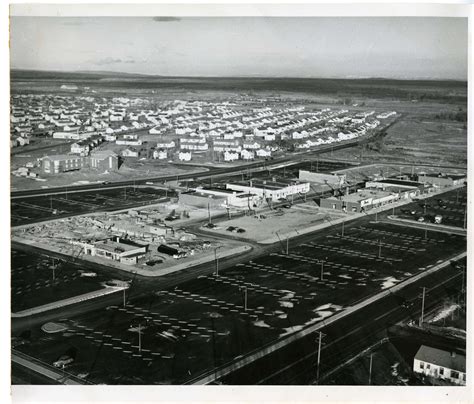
[415,345,466,373]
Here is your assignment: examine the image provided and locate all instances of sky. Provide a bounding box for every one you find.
[9,17,468,80]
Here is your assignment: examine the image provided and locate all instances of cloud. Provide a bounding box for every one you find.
[93,57,136,66]
[152,17,180,22]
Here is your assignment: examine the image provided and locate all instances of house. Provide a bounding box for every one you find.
[121,148,139,158]
[116,137,142,146]
[89,150,119,172]
[240,149,255,160]
[70,141,90,156]
[152,149,167,160]
[224,151,239,162]
[256,149,271,158]
[178,151,192,161]
[156,140,176,149]
[413,345,466,385]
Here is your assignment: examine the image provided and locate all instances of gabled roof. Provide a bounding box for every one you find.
[415,345,466,373]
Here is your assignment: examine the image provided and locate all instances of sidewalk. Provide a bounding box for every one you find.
[11,285,127,318]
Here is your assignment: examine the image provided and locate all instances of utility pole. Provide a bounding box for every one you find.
[341,220,345,237]
[214,248,219,277]
[123,288,126,308]
[320,260,324,281]
[424,228,428,240]
[316,331,324,384]
[208,201,212,225]
[375,210,378,223]
[419,287,426,326]
[138,323,142,353]
[378,239,382,258]
[368,353,373,385]
[286,236,289,255]
[243,286,248,311]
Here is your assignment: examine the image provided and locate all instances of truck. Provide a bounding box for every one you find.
[434,214,443,224]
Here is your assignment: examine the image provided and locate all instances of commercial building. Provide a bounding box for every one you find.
[320,189,397,213]
[364,179,424,199]
[415,173,466,188]
[226,179,310,202]
[299,170,346,186]
[89,150,119,171]
[178,190,228,210]
[82,237,148,265]
[413,345,466,385]
[41,154,87,174]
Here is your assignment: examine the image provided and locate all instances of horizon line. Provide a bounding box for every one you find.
[10,67,468,83]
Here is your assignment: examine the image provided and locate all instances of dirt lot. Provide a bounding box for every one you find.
[204,204,345,243]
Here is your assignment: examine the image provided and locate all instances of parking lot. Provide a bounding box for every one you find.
[11,187,175,227]
[11,249,128,313]
[391,187,467,228]
[14,218,466,384]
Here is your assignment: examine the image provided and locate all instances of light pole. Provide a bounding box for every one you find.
[419,287,426,326]
[368,353,373,385]
[316,331,325,384]
[320,260,325,281]
[138,323,142,353]
[214,247,222,277]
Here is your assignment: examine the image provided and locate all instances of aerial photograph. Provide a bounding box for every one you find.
[9,7,468,392]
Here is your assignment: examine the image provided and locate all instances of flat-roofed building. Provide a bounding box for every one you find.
[226,179,310,202]
[415,173,466,188]
[299,170,346,186]
[83,237,148,265]
[320,189,397,213]
[41,154,87,174]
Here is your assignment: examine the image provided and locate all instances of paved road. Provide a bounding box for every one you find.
[10,137,372,198]
[12,350,88,385]
[183,250,465,385]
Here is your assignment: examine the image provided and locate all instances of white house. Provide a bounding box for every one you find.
[256,149,271,158]
[153,149,167,160]
[121,148,139,158]
[240,149,255,160]
[413,345,466,386]
[178,151,192,161]
[224,151,239,162]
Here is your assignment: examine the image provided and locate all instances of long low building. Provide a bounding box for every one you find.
[320,189,398,213]
[82,237,148,265]
[41,151,119,174]
[415,173,466,188]
[226,179,310,202]
[299,170,346,186]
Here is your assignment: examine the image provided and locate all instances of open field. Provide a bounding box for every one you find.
[12,217,465,384]
[327,98,466,167]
